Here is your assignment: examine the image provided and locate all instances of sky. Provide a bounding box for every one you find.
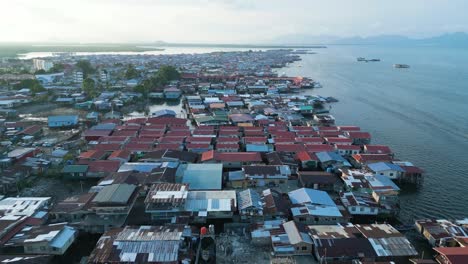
[1,0,467,44]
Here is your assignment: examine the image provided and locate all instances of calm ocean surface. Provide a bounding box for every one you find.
[282,45,468,221]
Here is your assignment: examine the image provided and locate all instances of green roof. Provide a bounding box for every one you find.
[195,115,228,124]
[299,105,313,111]
[92,184,136,204]
[62,165,88,173]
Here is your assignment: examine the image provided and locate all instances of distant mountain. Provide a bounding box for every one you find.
[423,32,468,46]
[270,32,468,46]
[335,35,413,45]
[270,34,342,45]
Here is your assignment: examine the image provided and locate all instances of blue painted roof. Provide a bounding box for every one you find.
[368,162,404,172]
[91,123,116,130]
[49,226,76,248]
[48,115,78,123]
[246,144,272,152]
[288,188,336,206]
[182,164,222,190]
[316,151,346,163]
[375,175,401,191]
[32,211,47,219]
[152,109,177,117]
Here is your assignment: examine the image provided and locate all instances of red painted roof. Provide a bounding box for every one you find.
[159,136,186,144]
[336,145,361,150]
[108,149,131,160]
[274,137,296,144]
[115,125,141,131]
[98,136,129,144]
[125,118,147,125]
[219,126,239,132]
[186,137,212,143]
[296,151,312,161]
[433,247,468,264]
[296,137,323,144]
[165,130,191,137]
[305,144,335,153]
[352,154,392,163]
[270,131,296,138]
[317,126,339,131]
[400,165,424,174]
[125,143,154,152]
[201,150,262,162]
[192,130,215,136]
[90,143,121,152]
[156,143,182,150]
[275,143,306,152]
[295,130,320,137]
[142,124,166,131]
[244,130,266,136]
[216,152,262,162]
[17,125,42,135]
[147,117,187,126]
[112,130,138,137]
[243,136,267,144]
[88,160,121,173]
[320,131,344,137]
[79,150,107,160]
[217,137,240,144]
[291,126,314,131]
[130,137,156,144]
[83,129,112,138]
[139,130,165,138]
[186,143,212,149]
[338,126,361,131]
[325,137,353,144]
[216,143,239,150]
[347,131,372,139]
[364,145,393,154]
[201,150,215,161]
[219,130,240,136]
[170,125,191,131]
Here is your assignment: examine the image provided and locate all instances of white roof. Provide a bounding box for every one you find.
[0,197,50,216]
[185,191,236,212]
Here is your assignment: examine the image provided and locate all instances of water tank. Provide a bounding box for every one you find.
[200,226,207,236]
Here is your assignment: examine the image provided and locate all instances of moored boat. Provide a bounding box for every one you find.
[394,64,410,68]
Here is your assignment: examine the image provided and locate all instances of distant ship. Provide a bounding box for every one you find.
[393,64,410,68]
[357,57,381,62]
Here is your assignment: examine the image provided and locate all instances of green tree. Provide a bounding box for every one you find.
[75,60,96,77]
[155,65,180,85]
[133,84,149,97]
[48,63,65,73]
[125,64,139,79]
[34,69,46,74]
[31,82,46,95]
[82,78,97,98]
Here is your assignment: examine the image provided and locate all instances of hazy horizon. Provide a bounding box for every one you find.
[1,0,468,44]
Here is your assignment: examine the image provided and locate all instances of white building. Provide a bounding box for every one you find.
[33,59,53,71]
[74,71,83,84]
[0,197,51,216]
[99,70,109,83]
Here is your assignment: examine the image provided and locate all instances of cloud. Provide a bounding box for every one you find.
[0,0,467,43]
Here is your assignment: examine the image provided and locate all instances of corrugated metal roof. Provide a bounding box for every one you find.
[237,189,262,210]
[92,184,135,204]
[368,162,404,172]
[49,226,76,248]
[288,188,336,206]
[182,164,222,190]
